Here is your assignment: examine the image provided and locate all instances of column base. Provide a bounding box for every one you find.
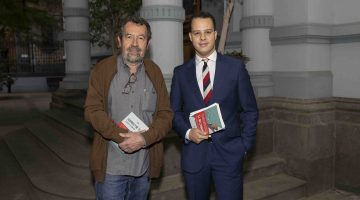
[59,71,89,90]
[250,72,274,97]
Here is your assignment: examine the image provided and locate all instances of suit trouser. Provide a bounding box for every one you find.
[183,141,244,200]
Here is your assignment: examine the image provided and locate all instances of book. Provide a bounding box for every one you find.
[117,112,149,132]
[111,112,149,152]
[189,103,225,135]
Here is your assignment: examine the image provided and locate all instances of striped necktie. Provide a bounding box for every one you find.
[202,59,212,104]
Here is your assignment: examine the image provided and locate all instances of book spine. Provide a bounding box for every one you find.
[117,122,128,130]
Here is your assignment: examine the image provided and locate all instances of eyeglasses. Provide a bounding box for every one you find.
[122,73,137,94]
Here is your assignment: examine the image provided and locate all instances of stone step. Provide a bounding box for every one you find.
[50,90,86,117]
[157,135,285,179]
[150,173,187,200]
[44,109,93,139]
[61,98,85,117]
[65,97,85,108]
[149,172,306,200]
[244,173,306,200]
[40,115,92,146]
[0,139,39,200]
[25,119,91,179]
[298,189,360,200]
[2,125,304,200]
[3,129,95,200]
[44,108,181,177]
[244,153,286,182]
[150,154,291,200]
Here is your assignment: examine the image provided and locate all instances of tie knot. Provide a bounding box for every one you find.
[202,58,209,63]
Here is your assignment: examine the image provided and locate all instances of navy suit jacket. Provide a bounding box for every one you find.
[170,53,259,173]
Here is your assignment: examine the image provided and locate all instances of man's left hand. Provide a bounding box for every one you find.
[119,132,146,153]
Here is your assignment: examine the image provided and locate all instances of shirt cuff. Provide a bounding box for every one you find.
[185,129,191,143]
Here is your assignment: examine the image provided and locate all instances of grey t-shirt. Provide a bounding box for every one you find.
[106,56,157,176]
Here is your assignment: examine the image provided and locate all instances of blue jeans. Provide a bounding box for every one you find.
[95,173,150,200]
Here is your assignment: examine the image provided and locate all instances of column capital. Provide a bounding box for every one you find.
[140,5,185,22]
[240,15,274,30]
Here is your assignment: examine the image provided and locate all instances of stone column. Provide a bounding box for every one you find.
[241,0,274,97]
[140,0,185,88]
[61,0,91,90]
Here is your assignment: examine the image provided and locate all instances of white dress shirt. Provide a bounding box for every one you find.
[195,51,217,98]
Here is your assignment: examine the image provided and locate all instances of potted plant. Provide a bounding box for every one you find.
[225,50,250,63]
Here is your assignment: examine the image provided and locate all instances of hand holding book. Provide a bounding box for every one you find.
[111,112,149,153]
[189,103,225,136]
[119,131,147,153]
[188,128,209,144]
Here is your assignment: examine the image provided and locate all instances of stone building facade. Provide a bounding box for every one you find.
[59,0,360,196]
[214,0,360,195]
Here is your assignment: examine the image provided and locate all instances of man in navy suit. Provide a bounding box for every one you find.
[170,12,259,200]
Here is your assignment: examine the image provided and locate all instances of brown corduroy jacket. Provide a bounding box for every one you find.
[84,55,173,181]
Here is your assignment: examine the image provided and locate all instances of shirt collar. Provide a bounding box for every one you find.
[195,50,217,64]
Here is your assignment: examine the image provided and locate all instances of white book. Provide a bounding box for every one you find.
[117,112,149,132]
[111,112,149,153]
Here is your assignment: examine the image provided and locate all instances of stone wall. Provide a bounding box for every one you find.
[335,98,360,193]
[257,97,360,195]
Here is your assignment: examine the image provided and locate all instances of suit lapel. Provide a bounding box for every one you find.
[212,53,226,104]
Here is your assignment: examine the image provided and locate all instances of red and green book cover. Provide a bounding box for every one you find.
[189,103,225,135]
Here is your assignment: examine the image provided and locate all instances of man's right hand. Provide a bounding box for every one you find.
[188,128,208,144]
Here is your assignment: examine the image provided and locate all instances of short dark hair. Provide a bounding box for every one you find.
[190,11,216,31]
[119,15,152,41]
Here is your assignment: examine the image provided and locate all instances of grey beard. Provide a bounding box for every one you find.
[124,46,143,64]
[124,54,143,65]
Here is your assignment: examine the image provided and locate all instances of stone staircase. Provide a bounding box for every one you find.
[1,95,307,200]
